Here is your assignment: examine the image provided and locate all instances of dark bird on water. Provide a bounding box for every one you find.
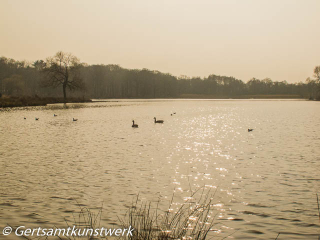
[73,118,78,121]
[154,117,164,123]
[132,120,138,128]
[35,118,39,120]
[248,129,254,132]
[54,114,57,117]
[24,117,26,119]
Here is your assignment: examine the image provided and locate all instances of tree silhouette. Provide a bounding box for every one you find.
[313,66,320,99]
[43,51,84,102]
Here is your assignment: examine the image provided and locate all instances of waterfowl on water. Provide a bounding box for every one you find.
[73,118,78,121]
[24,117,26,119]
[35,118,39,120]
[132,120,138,128]
[54,114,57,117]
[154,117,164,123]
[248,129,254,132]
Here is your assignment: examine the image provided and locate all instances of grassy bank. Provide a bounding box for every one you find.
[0,96,92,108]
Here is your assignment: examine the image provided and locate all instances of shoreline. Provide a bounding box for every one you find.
[0,96,92,108]
[0,94,317,108]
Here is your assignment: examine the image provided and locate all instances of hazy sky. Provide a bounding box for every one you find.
[1,0,319,83]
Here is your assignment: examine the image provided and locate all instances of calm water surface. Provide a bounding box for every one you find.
[0,100,320,239]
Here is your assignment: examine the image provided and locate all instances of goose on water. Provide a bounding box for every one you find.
[154,117,164,123]
[248,129,254,132]
[132,120,138,128]
[73,118,78,121]
[35,118,39,120]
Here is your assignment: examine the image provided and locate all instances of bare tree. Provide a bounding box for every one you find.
[313,66,320,99]
[314,66,320,82]
[43,51,84,102]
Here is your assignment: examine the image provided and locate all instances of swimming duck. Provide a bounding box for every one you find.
[132,120,138,128]
[154,117,164,123]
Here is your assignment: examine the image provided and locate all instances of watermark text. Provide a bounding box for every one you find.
[2,225,134,237]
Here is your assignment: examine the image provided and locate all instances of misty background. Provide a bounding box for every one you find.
[0,0,320,100]
[1,0,320,83]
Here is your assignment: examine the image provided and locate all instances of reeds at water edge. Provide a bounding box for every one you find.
[118,187,221,240]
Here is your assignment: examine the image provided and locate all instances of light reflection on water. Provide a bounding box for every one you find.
[0,100,320,239]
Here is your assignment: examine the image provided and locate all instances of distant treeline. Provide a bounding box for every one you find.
[0,56,319,100]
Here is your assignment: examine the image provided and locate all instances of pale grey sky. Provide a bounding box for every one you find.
[1,0,319,83]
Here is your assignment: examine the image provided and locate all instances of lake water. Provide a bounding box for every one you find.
[0,99,320,239]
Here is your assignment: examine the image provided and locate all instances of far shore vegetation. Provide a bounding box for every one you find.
[0,51,319,108]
